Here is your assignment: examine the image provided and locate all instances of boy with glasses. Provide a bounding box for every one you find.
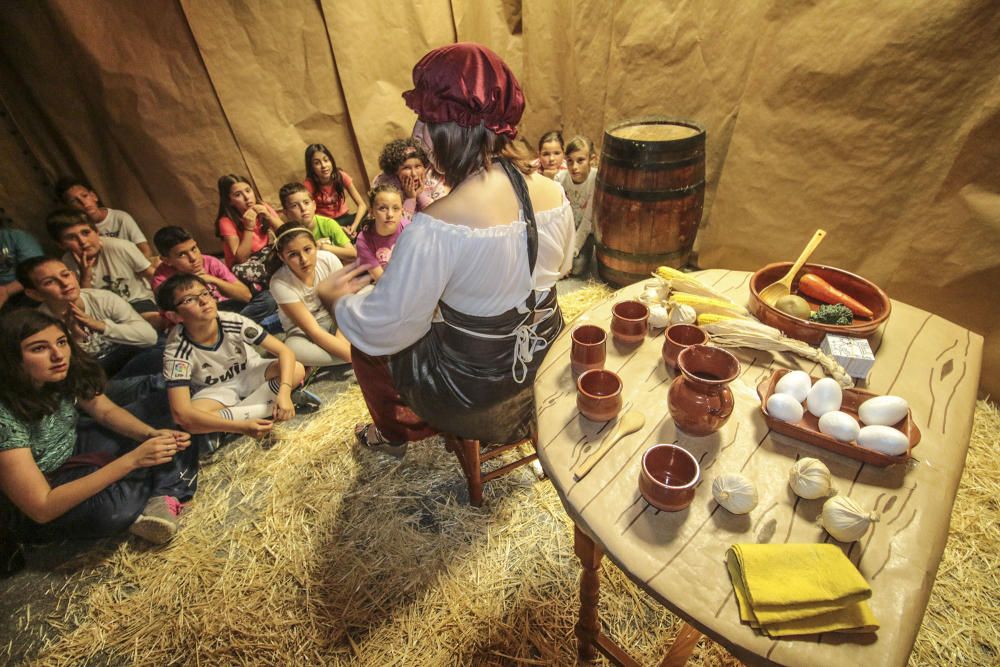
[157,274,318,447]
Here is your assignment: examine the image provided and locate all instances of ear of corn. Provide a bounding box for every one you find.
[668,292,750,318]
[654,266,732,301]
[697,313,743,326]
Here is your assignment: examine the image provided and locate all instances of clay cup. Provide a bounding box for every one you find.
[662,323,709,370]
[611,300,649,345]
[576,369,623,422]
[639,444,701,512]
[571,324,607,377]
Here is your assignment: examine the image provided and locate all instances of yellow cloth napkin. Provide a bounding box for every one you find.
[726,543,879,637]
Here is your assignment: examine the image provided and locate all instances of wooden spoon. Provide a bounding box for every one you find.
[758,229,828,307]
[574,410,646,481]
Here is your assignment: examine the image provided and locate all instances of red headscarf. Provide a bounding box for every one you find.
[402,43,524,138]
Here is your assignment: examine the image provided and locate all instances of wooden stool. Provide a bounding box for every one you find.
[443,435,538,507]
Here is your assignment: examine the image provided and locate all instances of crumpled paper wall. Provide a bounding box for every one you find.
[0,0,996,394]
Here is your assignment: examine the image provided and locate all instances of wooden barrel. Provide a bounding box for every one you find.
[594,118,706,286]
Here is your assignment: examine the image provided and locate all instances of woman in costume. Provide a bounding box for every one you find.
[321,42,574,456]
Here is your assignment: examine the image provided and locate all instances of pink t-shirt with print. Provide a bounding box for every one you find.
[356,218,410,270]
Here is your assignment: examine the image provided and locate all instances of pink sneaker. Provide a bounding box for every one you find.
[128,496,182,544]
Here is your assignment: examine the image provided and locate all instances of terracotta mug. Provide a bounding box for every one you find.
[662,323,709,370]
[611,300,649,345]
[639,444,701,511]
[668,344,741,436]
[571,324,607,377]
[576,369,623,422]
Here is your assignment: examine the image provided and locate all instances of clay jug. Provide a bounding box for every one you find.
[668,345,740,436]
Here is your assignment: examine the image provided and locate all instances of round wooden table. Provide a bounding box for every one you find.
[534,269,983,666]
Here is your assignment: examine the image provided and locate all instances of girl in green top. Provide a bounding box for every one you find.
[0,311,198,572]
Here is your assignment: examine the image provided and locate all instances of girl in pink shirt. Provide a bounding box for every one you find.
[302,143,367,237]
[354,184,408,282]
[214,174,283,289]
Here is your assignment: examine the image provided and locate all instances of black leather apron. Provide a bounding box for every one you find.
[390,159,563,443]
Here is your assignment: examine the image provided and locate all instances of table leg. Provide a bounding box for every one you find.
[657,622,702,667]
[574,523,603,661]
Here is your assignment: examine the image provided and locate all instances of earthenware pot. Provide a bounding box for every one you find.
[576,369,623,422]
[661,323,708,370]
[668,344,740,436]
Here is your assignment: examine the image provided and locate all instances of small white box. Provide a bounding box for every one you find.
[821,334,875,380]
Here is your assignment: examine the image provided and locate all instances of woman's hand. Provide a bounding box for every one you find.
[128,434,181,468]
[316,261,375,308]
[242,418,274,438]
[149,429,192,450]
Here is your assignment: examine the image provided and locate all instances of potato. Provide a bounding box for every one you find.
[775,295,811,319]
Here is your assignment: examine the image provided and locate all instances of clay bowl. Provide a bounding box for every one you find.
[748,262,891,344]
[638,444,701,512]
[611,300,649,345]
[576,369,623,422]
[571,324,607,376]
[661,323,708,370]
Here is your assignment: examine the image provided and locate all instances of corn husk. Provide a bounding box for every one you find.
[701,318,854,387]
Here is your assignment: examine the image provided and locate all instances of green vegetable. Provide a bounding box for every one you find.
[809,303,854,325]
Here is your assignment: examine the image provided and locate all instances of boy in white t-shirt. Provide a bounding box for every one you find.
[46,208,164,329]
[157,274,318,443]
[55,176,154,260]
[555,136,598,277]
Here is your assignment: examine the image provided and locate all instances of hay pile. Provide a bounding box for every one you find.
[3,282,996,666]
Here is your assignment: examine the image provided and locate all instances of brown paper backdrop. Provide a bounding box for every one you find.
[0,0,997,395]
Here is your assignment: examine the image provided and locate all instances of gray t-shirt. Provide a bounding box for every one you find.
[40,288,157,357]
[95,209,147,245]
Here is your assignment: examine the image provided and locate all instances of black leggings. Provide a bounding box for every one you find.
[9,391,198,543]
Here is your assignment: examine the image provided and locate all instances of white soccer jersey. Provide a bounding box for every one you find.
[162,312,267,390]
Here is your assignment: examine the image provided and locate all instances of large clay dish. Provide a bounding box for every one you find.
[748,262,891,344]
[756,370,920,467]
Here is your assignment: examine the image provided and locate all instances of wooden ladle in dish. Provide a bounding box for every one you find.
[758,229,827,307]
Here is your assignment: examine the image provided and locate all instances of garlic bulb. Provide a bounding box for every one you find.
[712,473,758,514]
[669,303,697,325]
[640,286,663,305]
[648,304,670,329]
[788,457,833,499]
[818,495,879,542]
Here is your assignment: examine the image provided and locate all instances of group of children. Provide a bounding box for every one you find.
[0,130,599,567]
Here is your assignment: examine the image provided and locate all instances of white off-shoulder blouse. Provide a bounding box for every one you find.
[335,198,575,356]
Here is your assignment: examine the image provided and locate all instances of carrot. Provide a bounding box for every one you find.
[797,273,874,319]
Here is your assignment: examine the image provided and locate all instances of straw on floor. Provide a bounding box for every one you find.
[6,283,998,666]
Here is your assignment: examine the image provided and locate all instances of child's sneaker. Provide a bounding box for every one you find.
[128,496,183,544]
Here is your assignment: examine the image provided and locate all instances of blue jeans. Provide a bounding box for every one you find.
[15,390,199,542]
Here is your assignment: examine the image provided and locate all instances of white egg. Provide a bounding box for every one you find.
[857,425,909,456]
[806,378,843,417]
[858,396,909,426]
[817,411,861,442]
[775,370,812,402]
[766,393,805,423]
